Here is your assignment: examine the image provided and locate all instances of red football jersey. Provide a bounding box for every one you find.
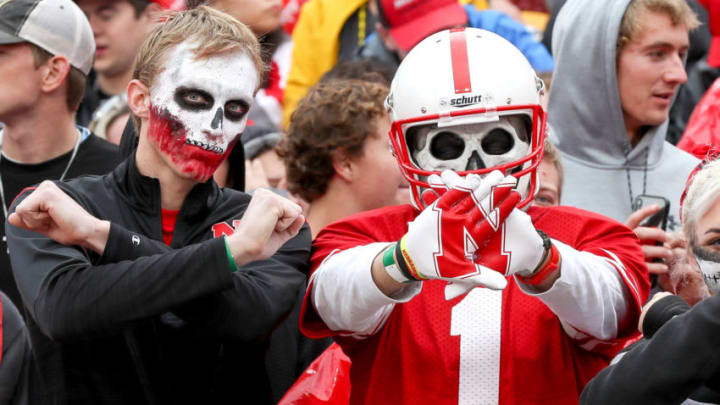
[300,204,649,405]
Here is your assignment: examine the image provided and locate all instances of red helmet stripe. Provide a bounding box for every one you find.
[449,28,472,94]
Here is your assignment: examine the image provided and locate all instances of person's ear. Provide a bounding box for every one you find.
[39,56,71,94]
[127,79,151,121]
[332,150,355,183]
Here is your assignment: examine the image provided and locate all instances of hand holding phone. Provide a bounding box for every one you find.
[626,195,672,274]
[632,195,670,231]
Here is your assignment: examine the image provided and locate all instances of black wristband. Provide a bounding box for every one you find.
[394,239,417,281]
[537,230,552,251]
[530,229,552,274]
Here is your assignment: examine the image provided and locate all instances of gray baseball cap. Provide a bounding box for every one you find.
[0,0,95,75]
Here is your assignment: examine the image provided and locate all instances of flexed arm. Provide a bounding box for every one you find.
[9,181,304,265]
[7,182,308,341]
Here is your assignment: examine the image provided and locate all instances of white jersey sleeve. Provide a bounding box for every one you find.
[311,242,422,337]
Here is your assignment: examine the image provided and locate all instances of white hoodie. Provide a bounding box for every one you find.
[547,0,699,231]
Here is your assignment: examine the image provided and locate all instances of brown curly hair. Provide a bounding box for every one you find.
[279,79,389,202]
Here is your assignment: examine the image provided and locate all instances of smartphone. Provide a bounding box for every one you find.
[632,194,670,231]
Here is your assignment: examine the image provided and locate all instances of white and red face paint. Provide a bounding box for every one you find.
[147,42,258,181]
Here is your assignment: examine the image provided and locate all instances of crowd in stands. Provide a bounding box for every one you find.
[0,0,719,404]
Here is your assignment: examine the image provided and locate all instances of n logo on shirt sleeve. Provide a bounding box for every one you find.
[212,220,242,238]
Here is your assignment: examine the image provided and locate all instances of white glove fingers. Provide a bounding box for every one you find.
[421,173,448,206]
[439,170,466,189]
[444,269,509,300]
[440,170,491,191]
[444,281,475,300]
[472,271,508,290]
[427,173,445,188]
[501,174,519,188]
[468,170,505,205]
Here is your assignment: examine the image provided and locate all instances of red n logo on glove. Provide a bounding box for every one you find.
[433,182,519,279]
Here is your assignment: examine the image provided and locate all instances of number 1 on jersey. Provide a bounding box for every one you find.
[450,288,503,405]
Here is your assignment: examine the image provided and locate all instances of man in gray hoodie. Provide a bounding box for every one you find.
[548,0,701,275]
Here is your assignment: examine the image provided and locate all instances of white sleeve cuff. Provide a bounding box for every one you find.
[312,242,422,337]
[515,239,630,340]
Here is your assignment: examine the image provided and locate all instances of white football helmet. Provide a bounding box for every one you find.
[386,27,547,210]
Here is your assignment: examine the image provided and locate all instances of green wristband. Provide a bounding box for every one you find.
[224,236,239,273]
[382,242,412,283]
[382,243,397,267]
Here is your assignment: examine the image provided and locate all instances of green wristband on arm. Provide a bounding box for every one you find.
[224,236,239,273]
[382,242,415,283]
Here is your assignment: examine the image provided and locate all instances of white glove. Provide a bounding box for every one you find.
[445,205,547,299]
[392,170,522,299]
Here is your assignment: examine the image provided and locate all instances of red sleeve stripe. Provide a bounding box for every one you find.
[599,249,643,317]
[600,249,640,297]
[449,28,472,94]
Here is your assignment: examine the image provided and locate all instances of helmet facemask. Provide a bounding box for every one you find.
[408,115,530,172]
[406,115,533,205]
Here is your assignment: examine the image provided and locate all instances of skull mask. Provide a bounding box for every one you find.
[408,115,531,173]
[146,41,258,182]
[693,244,720,295]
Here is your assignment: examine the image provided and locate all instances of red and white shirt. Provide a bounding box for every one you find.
[300,204,649,405]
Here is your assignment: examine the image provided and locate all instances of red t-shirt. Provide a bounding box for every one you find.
[161,209,180,246]
[300,204,649,405]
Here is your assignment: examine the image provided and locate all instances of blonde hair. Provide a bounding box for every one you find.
[682,159,720,244]
[131,6,264,131]
[618,0,701,52]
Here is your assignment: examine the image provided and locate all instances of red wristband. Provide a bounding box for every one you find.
[519,243,560,286]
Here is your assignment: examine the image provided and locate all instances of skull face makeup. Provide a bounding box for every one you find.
[693,245,720,295]
[407,115,533,200]
[409,116,530,172]
[147,42,258,182]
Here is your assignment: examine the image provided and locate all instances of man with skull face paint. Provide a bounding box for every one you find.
[4,7,311,404]
[299,28,649,405]
[145,40,255,185]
